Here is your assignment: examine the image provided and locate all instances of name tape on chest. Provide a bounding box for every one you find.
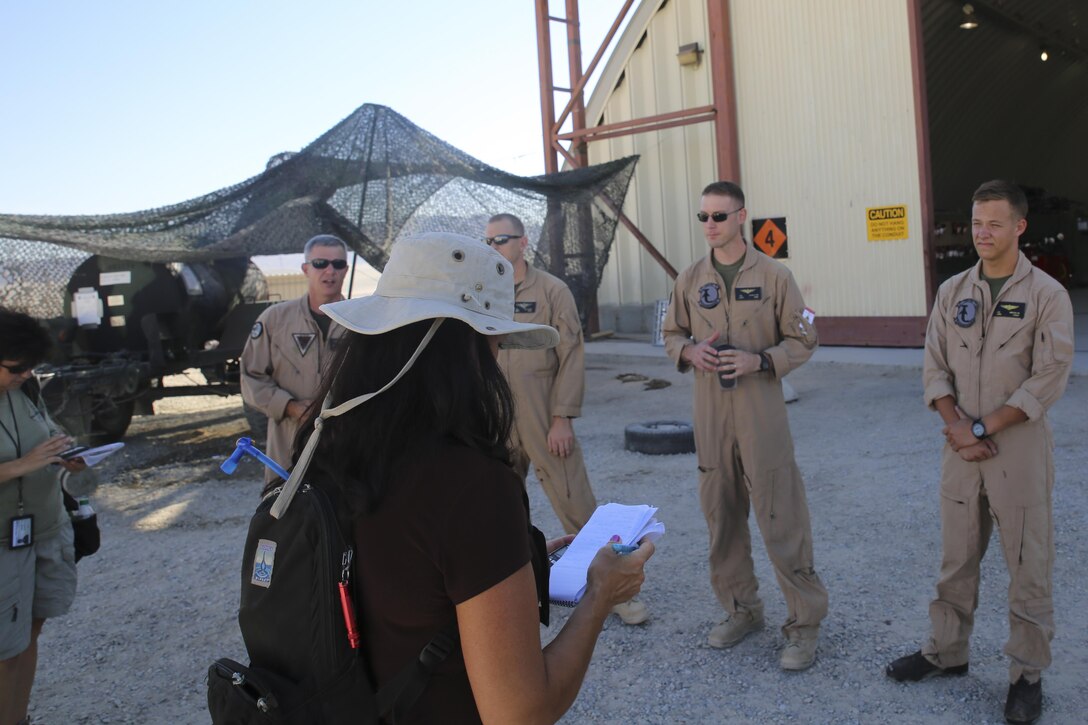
[734,287,762,301]
[514,301,537,314]
[993,302,1026,319]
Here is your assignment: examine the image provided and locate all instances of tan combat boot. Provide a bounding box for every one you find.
[708,606,764,648]
[780,630,819,671]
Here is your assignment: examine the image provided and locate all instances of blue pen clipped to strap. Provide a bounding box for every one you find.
[221,437,290,481]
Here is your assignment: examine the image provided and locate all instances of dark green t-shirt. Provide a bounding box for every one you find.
[712,252,746,298]
[980,271,1012,303]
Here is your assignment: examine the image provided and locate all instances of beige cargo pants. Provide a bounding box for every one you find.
[922,434,1055,684]
[694,374,828,636]
[508,379,597,535]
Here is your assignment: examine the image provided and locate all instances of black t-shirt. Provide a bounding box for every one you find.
[353,442,533,724]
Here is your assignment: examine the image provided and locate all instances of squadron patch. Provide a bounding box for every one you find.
[514,301,537,314]
[954,298,979,328]
[250,321,263,339]
[994,302,1026,319]
[293,332,316,356]
[735,286,762,301]
[698,283,721,309]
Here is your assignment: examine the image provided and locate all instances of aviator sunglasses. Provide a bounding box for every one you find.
[308,258,349,270]
[0,361,35,375]
[696,208,744,223]
[484,234,522,246]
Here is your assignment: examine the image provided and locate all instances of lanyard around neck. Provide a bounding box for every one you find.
[0,392,20,459]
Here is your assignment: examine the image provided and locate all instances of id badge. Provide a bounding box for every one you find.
[9,514,33,549]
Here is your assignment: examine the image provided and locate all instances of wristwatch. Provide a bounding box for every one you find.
[971,419,987,440]
[758,352,771,372]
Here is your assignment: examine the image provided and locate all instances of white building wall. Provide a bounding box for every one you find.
[587,0,927,326]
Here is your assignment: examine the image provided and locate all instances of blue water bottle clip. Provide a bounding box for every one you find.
[221,436,291,481]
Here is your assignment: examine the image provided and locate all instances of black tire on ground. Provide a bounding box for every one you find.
[243,402,269,443]
[624,420,696,455]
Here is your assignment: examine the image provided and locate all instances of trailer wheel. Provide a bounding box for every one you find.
[624,420,696,455]
[89,397,134,444]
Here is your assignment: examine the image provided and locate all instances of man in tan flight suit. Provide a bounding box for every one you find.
[886,181,1074,725]
[484,213,646,625]
[663,181,827,670]
[241,235,348,482]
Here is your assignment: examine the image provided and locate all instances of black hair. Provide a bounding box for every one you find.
[0,307,52,365]
[293,318,514,513]
[701,180,745,207]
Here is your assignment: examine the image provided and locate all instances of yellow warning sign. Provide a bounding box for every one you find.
[866,205,908,242]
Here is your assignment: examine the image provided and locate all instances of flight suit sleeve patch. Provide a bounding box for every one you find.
[953,298,979,327]
[993,302,1026,319]
[250,321,263,339]
[514,301,537,314]
[698,283,721,309]
[735,286,762,301]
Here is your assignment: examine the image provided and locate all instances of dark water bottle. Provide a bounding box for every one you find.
[713,343,736,390]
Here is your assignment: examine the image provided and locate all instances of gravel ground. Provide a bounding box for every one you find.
[29,352,1087,724]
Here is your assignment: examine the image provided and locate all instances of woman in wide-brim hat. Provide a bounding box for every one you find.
[288,232,654,723]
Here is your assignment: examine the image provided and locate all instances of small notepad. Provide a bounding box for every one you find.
[549,503,665,607]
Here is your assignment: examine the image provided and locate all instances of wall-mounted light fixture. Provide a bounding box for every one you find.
[677,42,702,67]
[959,3,979,30]
[1040,45,1050,61]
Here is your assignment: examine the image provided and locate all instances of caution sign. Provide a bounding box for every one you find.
[752,217,788,259]
[866,205,908,241]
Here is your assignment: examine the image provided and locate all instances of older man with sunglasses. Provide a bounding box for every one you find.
[241,235,348,482]
[663,181,828,670]
[483,213,648,625]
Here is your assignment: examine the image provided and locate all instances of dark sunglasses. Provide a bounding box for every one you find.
[484,234,521,246]
[696,208,744,223]
[308,258,348,270]
[0,361,35,374]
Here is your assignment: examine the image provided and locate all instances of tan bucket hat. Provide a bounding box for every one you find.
[270,231,560,518]
[321,231,559,349]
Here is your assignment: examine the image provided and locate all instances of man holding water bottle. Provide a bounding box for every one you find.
[662,181,827,671]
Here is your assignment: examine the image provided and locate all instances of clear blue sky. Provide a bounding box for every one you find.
[0,1,627,215]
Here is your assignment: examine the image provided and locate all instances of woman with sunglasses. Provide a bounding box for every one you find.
[0,307,86,725]
[284,233,654,723]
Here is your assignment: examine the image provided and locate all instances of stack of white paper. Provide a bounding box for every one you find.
[549,503,665,606]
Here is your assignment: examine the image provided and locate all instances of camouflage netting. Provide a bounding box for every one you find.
[0,103,638,326]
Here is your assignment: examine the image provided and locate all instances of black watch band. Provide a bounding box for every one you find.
[971,419,987,440]
[758,352,770,372]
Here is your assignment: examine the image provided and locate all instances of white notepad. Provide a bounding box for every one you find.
[549,503,665,607]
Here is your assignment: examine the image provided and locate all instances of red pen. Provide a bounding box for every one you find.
[338,582,361,649]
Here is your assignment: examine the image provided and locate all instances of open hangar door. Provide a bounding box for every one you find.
[920,0,1088,311]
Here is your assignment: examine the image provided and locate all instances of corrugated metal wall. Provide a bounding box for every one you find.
[588,0,716,324]
[589,0,927,321]
[731,0,925,316]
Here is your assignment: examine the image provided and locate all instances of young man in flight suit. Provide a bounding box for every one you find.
[662,181,827,670]
[886,180,1074,725]
[484,212,647,625]
[241,235,348,483]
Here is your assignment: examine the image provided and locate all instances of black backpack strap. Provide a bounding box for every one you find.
[376,619,461,723]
